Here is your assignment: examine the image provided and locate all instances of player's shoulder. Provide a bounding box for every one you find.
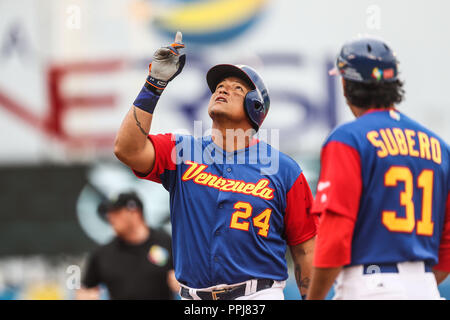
[170,132,193,144]
[279,150,302,173]
[325,109,406,148]
[260,140,303,176]
[325,110,387,143]
[171,133,215,148]
[394,112,450,161]
[324,118,364,149]
[401,112,448,145]
[169,133,207,161]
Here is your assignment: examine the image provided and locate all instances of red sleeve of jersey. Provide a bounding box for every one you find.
[132,133,176,183]
[311,141,362,219]
[434,192,450,272]
[284,173,317,246]
[311,141,362,267]
[313,210,356,267]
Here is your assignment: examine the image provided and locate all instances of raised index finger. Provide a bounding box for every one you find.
[174,31,183,44]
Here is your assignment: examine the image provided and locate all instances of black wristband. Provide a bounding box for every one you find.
[144,76,168,96]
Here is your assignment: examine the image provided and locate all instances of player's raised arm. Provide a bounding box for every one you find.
[114,32,185,174]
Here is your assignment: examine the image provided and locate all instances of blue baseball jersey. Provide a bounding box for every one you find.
[133,134,316,288]
[312,109,450,268]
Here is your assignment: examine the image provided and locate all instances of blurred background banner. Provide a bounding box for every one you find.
[0,0,449,300]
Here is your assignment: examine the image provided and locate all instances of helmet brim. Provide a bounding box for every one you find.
[206,64,256,93]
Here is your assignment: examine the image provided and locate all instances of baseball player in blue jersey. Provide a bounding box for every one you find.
[307,37,450,300]
[114,32,317,300]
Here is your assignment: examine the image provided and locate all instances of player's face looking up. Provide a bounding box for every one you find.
[207,77,252,127]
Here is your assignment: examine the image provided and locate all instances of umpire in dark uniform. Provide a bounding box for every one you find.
[77,192,179,300]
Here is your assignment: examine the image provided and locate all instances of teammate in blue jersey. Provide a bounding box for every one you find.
[114,32,317,300]
[307,37,450,300]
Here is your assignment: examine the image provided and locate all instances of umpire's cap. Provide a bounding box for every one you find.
[97,192,143,220]
[206,64,270,132]
[329,36,399,83]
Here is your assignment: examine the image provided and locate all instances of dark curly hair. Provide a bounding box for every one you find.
[343,79,405,109]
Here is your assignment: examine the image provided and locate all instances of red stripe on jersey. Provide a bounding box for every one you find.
[133,133,176,183]
[311,141,362,267]
[284,173,317,246]
[434,192,450,272]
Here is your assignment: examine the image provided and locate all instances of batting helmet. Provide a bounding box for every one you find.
[206,64,270,131]
[330,37,399,83]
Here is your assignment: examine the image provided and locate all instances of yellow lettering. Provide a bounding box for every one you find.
[252,179,269,195]
[417,132,431,160]
[205,175,218,186]
[182,161,208,181]
[194,173,208,184]
[221,180,236,191]
[380,129,399,156]
[430,137,442,164]
[213,177,226,188]
[404,129,419,157]
[242,183,256,194]
[181,163,275,201]
[232,181,246,192]
[252,180,274,200]
[260,188,274,200]
[392,128,408,155]
[367,131,388,158]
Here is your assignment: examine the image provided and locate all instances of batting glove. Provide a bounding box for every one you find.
[134,31,186,114]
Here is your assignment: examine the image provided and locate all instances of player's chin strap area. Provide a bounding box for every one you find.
[179,279,275,300]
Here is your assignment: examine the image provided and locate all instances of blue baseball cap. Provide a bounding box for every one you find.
[329,36,399,83]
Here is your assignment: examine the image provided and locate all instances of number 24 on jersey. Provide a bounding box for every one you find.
[229,202,272,237]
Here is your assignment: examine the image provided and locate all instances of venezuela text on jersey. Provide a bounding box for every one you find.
[182,161,275,200]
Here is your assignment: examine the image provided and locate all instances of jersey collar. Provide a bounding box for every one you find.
[205,135,260,157]
[362,107,397,116]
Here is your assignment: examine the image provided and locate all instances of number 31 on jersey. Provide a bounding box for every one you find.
[382,166,434,236]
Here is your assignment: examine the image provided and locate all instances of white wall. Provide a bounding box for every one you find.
[0,0,448,163]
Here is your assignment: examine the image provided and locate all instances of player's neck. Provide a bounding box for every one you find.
[211,121,254,152]
[349,104,394,118]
